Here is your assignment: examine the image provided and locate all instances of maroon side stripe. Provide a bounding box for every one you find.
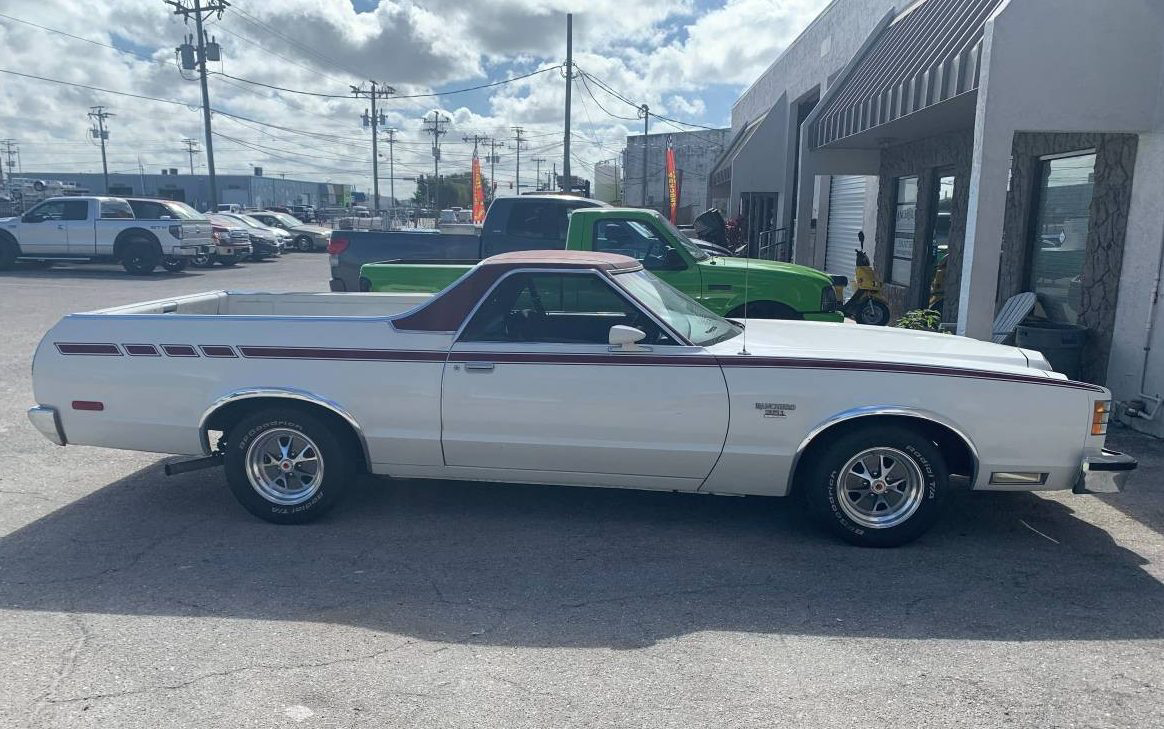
[715,355,1104,392]
[238,346,447,362]
[124,344,160,356]
[162,344,198,357]
[55,343,121,356]
[453,351,718,367]
[200,345,237,358]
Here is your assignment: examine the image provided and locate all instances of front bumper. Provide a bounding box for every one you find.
[28,405,66,446]
[1073,449,1137,494]
[803,311,846,323]
[214,243,252,256]
[250,238,281,256]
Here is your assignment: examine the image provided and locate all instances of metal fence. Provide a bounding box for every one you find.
[756,224,793,262]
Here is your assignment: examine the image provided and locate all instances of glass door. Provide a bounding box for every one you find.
[924,171,956,311]
[1029,152,1096,323]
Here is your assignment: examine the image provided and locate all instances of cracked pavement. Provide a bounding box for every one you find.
[2,256,1163,728]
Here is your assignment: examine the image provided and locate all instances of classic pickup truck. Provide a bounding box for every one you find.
[0,196,212,274]
[27,251,1134,546]
[359,207,843,322]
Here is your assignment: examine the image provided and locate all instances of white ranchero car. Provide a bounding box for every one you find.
[28,251,1136,546]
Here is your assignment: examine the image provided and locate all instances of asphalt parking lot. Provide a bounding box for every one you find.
[1,255,1162,728]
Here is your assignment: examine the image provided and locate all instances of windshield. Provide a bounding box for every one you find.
[231,214,266,228]
[269,212,302,227]
[165,201,207,220]
[615,270,741,347]
[655,214,711,261]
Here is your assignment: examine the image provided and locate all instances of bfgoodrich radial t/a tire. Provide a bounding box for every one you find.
[224,408,356,524]
[803,424,948,547]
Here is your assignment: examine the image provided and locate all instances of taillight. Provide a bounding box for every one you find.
[327,237,349,255]
[169,224,183,239]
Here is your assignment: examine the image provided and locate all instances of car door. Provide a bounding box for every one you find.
[17,201,73,255]
[440,269,729,488]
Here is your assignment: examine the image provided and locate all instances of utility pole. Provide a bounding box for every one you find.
[167,0,228,207]
[181,138,200,174]
[562,13,573,190]
[0,140,17,190]
[88,106,113,193]
[422,111,450,211]
[484,138,504,199]
[510,126,526,194]
[531,157,546,191]
[638,103,650,207]
[382,128,397,222]
[354,81,395,216]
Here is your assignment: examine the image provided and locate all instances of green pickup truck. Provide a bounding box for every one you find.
[359,207,843,322]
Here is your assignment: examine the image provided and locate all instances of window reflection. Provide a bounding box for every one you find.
[1030,153,1095,324]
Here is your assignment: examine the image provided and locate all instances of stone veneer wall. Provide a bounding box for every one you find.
[874,130,973,321]
[997,132,1138,384]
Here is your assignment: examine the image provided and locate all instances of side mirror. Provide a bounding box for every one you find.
[609,325,647,351]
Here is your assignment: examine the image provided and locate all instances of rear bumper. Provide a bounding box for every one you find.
[1073,449,1137,494]
[27,405,66,446]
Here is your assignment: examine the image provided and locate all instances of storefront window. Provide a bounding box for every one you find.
[925,173,956,312]
[890,176,918,285]
[1029,152,1095,324]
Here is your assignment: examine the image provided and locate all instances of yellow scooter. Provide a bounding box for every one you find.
[834,231,892,326]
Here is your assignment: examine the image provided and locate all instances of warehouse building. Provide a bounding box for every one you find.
[721,0,1164,436]
[16,171,353,212]
[623,127,730,224]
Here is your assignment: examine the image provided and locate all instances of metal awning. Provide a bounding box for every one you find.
[811,0,1004,149]
[710,110,769,188]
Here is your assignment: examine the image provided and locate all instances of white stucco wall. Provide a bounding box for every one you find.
[1108,132,1164,436]
[957,0,1164,338]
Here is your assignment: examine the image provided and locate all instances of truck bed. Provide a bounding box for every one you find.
[89,290,433,317]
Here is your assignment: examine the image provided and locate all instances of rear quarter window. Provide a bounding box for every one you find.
[101,199,136,219]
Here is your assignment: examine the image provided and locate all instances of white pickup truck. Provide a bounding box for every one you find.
[27,250,1136,546]
[0,196,212,274]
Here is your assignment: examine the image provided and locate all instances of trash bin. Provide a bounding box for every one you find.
[1015,321,1088,380]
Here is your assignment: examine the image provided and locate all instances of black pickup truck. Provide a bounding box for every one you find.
[328,195,606,291]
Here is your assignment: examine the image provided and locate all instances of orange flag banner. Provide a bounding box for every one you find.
[665,146,678,224]
[471,154,486,223]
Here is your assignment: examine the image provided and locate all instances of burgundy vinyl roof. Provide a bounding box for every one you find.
[392,251,643,332]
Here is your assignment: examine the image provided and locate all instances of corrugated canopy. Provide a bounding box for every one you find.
[811,0,1004,149]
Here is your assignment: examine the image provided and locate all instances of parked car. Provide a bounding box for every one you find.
[216,203,243,214]
[359,205,843,322]
[329,195,606,291]
[0,196,211,275]
[27,250,1135,546]
[289,205,315,223]
[216,212,289,260]
[248,210,331,252]
[438,209,458,224]
[202,214,254,267]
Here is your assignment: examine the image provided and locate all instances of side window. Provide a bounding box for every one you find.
[592,218,683,270]
[460,272,671,345]
[125,200,162,219]
[25,201,65,222]
[504,203,570,243]
[62,200,91,221]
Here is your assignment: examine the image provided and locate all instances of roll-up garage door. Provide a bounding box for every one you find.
[825,175,867,293]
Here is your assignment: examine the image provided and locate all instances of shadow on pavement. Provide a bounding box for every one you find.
[1102,428,1164,535]
[1,461,1161,648]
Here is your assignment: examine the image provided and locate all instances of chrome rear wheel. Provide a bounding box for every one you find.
[244,428,325,506]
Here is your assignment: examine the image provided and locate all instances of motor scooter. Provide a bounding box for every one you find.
[834,231,892,325]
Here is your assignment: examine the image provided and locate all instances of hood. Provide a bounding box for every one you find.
[292,224,331,235]
[707,319,1052,376]
[707,255,832,284]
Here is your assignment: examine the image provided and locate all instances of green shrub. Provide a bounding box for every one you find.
[894,308,943,332]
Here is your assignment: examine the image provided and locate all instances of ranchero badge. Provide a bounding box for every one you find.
[756,402,796,418]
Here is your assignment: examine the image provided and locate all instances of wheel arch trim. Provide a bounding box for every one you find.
[198,387,371,465]
[787,405,980,494]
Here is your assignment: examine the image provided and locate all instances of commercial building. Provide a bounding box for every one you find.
[593,161,620,204]
[16,171,353,212]
[623,127,730,224]
[720,0,1164,437]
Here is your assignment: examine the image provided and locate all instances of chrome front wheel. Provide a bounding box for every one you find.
[835,447,925,529]
[244,428,325,506]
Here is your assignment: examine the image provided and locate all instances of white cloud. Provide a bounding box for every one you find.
[0,0,827,197]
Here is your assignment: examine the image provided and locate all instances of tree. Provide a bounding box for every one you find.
[411,172,488,209]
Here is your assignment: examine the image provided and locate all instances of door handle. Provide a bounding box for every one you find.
[463,362,495,371]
